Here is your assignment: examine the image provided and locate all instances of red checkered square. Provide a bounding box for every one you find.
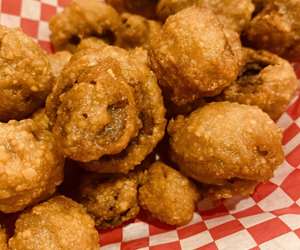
[233,205,264,219]
[281,170,300,201]
[283,123,300,145]
[209,220,244,240]
[248,218,291,244]
[41,3,57,21]
[2,0,22,16]
[177,222,207,239]
[20,18,39,37]
[99,227,123,246]
[252,182,278,202]
[286,144,300,167]
[287,96,300,120]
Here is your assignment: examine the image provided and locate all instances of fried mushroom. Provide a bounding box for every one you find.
[245,0,300,60]
[49,0,121,52]
[79,174,140,229]
[219,48,299,120]
[156,0,254,33]
[47,46,166,173]
[0,25,53,122]
[149,7,242,107]
[168,102,284,198]
[8,196,99,250]
[138,161,199,225]
[0,119,64,213]
[0,226,8,250]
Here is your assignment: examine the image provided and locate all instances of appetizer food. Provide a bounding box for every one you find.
[115,13,161,49]
[168,102,284,199]
[245,0,300,60]
[138,161,199,225]
[0,25,53,122]
[48,51,72,78]
[219,48,299,120]
[79,174,140,229]
[46,45,166,173]
[49,0,121,52]
[156,0,254,33]
[0,119,64,213]
[149,7,242,108]
[8,196,99,250]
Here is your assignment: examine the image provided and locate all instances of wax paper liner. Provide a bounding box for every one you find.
[1,0,300,249]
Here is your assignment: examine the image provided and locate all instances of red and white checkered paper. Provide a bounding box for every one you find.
[1,0,300,249]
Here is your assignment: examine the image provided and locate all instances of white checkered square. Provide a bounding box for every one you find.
[279,214,300,230]
[149,230,179,246]
[21,0,41,20]
[0,13,21,28]
[41,0,58,6]
[205,215,235,229]
[215,230,257,250]
[122,222,149,242]
[100,243,120,250]
[259,232,300,250]
[239,212,275,228]
[258,188,294,211]
[180,231,213,249]
[271,161,294,186]
[37,20,50,41]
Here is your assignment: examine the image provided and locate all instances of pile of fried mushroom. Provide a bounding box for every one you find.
[0,0,299,248]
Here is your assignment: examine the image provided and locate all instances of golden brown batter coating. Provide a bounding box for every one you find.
[138,162,199,226]
[49,0,121,52]
[79,174,140,229]
[47,46,166,173]
[48,51,72,78]
[204,180,258,200]
[245,0,300,60]
[115,13,161,49]
[0,226,8,250]
[76,37,107,52]
[106,0,158,19]
[149,7,242,107]
[8,196,99,250]
[219,48,299,120]
[0,25,53,122]
[0,119,64,213]
[32,109,51,131]
[168,102,284,194]
[156,0,254,33]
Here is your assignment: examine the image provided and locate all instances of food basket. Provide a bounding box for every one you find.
[1,0,300,249]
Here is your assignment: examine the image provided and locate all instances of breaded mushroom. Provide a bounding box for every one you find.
[0,226,8,250]
[48,51,72,78]
[115,12,161,49]
[49,0,121,52]
[168,102,284,198]
[46,45,166,173]
[79,174,140,229]
[149,7,242,108]
[245,0,300,60]
[0,119,64,213]
[138,162,199,226]
[218,48,299,120]
[0,25,53,122]
[8,196,99,250]
[156,0,254,33]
